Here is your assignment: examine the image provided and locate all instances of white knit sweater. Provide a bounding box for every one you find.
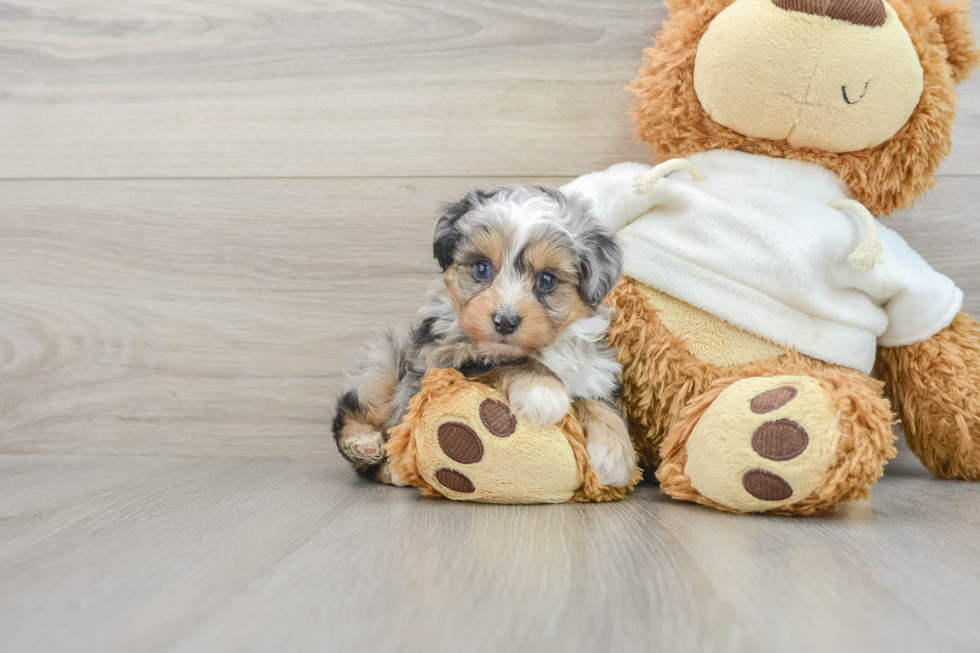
[562,150,962,374]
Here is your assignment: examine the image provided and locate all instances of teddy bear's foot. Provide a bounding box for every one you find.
[658,373,895,515]
[394,375,582,503]
[422,400,584,502]
[385,368,642,503]
[681,376,840,511]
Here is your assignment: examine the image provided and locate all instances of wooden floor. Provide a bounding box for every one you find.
[2,1,980,651]
[2,442,980,653]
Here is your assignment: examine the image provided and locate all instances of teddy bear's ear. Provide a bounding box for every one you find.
[930,0,980,82]
[664,0,701,16]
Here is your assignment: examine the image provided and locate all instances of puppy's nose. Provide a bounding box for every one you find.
[493,312,521,336]
[773,0,886,27]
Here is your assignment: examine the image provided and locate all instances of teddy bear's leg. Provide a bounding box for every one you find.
[878,312,980,480]
[605,280,722,469]
[657,365,896,515]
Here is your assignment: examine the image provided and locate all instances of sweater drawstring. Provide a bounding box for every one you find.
[829,200,885,272]
[632,158,704,195]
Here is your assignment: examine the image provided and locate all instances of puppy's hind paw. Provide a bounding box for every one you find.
[507,378,571,428]
[586,423,635,488]
[342,430,385,465]
[378,459,409,487]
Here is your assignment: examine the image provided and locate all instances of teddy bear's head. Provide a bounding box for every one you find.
[631,0,979,215]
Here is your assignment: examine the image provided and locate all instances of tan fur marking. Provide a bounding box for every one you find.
[340,419,378,446]
[514,296,557,351]
[521,239,579,278]
[356,373,398,428]
[465,230,507,270]
[443,266,465,312]
[572,399,623,432]
[557,294,593,331]
[458,285,501,343]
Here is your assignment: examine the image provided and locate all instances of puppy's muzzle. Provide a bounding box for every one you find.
[493,311,521,336]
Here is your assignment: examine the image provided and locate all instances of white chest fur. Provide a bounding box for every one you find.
[539,309,622,401]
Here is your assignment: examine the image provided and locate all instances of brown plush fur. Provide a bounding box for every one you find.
[877,312,980,480]
[386,367,642,503]
[606,278,897,515]
[600,0,979,513]
[629,0,979,217]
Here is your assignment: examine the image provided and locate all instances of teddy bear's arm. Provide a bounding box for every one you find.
[560,162,663,233]
[877,311,980,480]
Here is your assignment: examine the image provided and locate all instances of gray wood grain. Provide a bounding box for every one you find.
[1,176,977,458]
[0,176,570,457]
[0,0,655,179]
[0,444,978,653]
[2,0,977,179]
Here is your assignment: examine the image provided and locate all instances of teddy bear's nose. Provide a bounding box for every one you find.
[773,0,886,27]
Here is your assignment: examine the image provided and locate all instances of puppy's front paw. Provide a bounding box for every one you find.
[585,420,635,488]
[507,377,571,428]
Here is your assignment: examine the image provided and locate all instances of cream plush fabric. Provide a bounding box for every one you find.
[561,150,963,374]
[693,0,924,153]
[385,368,643,504]
[684,376,843,512]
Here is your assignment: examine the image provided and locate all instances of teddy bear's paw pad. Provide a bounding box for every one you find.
[435,468,475,493]
[412,384,580,503]
[751,418,809,461]
[437,422,484,464]
[479,399,516,437]
[684,375,842,512]
[741,469,793,502]
[750,386,799,414]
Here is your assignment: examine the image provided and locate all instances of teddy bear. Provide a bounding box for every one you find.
[386,0,980,514]
[567,0,980,514]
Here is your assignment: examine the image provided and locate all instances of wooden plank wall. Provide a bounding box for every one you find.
[1,1,978,458]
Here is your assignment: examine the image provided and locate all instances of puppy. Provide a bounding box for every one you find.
[332,185,635,488]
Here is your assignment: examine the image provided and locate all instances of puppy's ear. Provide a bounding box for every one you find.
[578,229,623,309]
[565,194,623,308]
[433,189,495,271]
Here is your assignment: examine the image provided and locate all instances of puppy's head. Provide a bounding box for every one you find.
[433,185,622,359]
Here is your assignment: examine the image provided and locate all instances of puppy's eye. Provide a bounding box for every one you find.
[472,260,493,281]
[536,272,557,292]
